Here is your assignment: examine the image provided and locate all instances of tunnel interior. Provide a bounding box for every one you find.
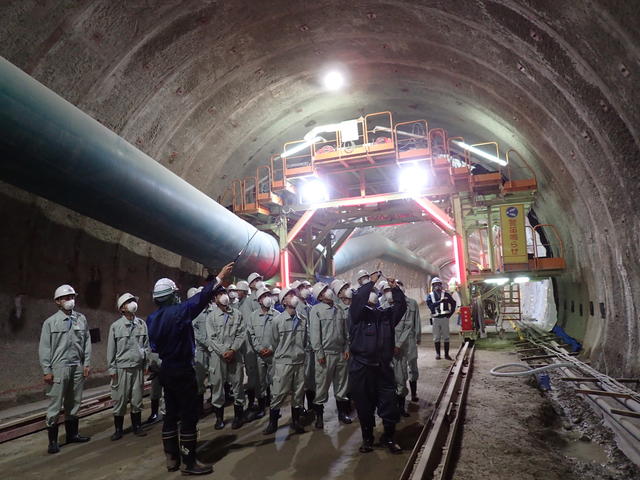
[0,1,639,468]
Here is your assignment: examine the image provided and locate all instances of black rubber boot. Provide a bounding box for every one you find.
[380,424,402,454]
[111,415,124,441]
[146,399,160,425]
[131,412,147,437]
[398,396,410,417]
[337,400,353,424]
[214,406,225,430]
[179,431,213,476]
[359,425,374,453]
[251,396,266,420]
[246,389,256,411]
[435,341,442,360]
[262,408,280,435]
[409,381,419,402]
[65,418,90,443]
[444,342,453,360]
[231,404,244,430]
[47,424,60,454]
[314,404,324,429]
[290,406,306,434]
[244,390,260,422]
[162,430,180,472]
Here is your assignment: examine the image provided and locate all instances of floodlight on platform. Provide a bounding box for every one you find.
[323,70,345,91]
[398,164,428,194]
[301,179,329,204]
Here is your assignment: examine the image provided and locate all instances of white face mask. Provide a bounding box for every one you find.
[359,276,370,285]
[62,299,75,311]
[300,288,311,299]
[218,294,230,306]
[368,292,378,304]
[254,280,264,290]
[228,291,238,299]
[384,291,393,301]
[126,302,138,313]
[288,295,300,308]
[344,288,353,299]
[261,296,273,308]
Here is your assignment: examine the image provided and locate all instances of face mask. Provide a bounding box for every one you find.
[384,291,393,301]
[344,288,353,299]
[229,291,238,299]
[62,299,75,311]
[255,281,265,290]
[300,288,311,299]
[126,302,138,313]
[218,294,230,306]
[368,292,378,304]
[359,276,370,285]
[288,296,300,308]
[261,296,273,308]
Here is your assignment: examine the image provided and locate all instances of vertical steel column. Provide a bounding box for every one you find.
[452,194,470,305]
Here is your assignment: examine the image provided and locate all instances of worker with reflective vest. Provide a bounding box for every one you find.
[426,277,456,360]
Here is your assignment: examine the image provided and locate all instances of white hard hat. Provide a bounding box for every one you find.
[247,272,263,285]
[329,279,342,292]
[279,285,297,304]
[228,284,237,291]
[356,269,370,280]
[117,292,139,309]
[290,280,301,291]
[312,282,329,300]
[300,280,312,287]
[236,280,250,292]
[271,287,281,295]
[378,281,390,291]
[256,286,271,299]
[153,278,178,299]
[431,277,443,285]
[186,286,203,299]
[54,284,76,300]
[332,280,347,295]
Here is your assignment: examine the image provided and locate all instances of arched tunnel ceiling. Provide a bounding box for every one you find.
[1,1,640,371]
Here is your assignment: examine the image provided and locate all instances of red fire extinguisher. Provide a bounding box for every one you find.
[460,306,473,331]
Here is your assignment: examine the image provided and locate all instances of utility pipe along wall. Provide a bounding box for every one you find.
[0,58,279,278]
[334,232,438,277]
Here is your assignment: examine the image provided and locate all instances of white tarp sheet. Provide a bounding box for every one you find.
[519,278,557,331]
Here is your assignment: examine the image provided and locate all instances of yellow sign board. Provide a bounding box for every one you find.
[500,204,528,264]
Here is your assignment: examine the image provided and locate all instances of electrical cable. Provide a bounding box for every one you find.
[490,362,575,377]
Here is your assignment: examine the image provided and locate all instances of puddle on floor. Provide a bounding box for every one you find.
[561,433,610,465]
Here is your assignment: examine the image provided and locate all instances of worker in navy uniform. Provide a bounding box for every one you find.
[147,262,233,476]
[349,272,407,454]
[426,277,456,360]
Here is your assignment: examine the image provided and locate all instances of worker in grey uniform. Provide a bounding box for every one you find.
[426,277,456,360]
[189,286,210,416]
[39,284,92,454]
[309,282,352,429]
[380,282,411,417]
[398,280,422,402]
[146,351,163,424]
[263,286,308,435]
[107,292,150,440]
[236,278,260,416]
[206,288,246,430]
[245,286,276,420]
[294,280,315,414]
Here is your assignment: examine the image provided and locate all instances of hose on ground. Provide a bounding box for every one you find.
[490,362,575,377]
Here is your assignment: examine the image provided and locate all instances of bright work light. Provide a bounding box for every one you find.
[323,71,345,91]
[398,165,428,194]
[301,179,329,204]
[452,140,508,166]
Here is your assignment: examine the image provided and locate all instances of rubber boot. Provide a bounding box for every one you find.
[131,412,147,437]
[337,400,353,424]
[314,404,324,429]
[246,389,256,411]
[214,406,225,430]
[435,341,442,360]
[65,418,90,443]
[146,399,160,424]
[398,396,410,418]
[47,424,60,454]
[359,425,374,453]
[262,408,280,435]
[110,416,124,441]
[290,406,306,434]
[409,381,419,402]
[162,430,180,472]
[231,404,244,430]
[380,424,402,454]
[254,396,267,420]
[179,432,213,476]
[244,390,260,422]
[444,342,453,360]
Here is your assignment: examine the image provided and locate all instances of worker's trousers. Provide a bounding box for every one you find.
[159,365,198,435]
[349,361,399,436]
[432,316,451,342]
[304,349,315,391]
[270,362,305,409]
[45,365,85,426]
[194,347,209,395]
[392,351,409,397]
[256,355,273,399]
[209,354,245,408]
[314,352,349,404]
[243,348,259,393]
[406,335,419,382]
[111,366,144,416]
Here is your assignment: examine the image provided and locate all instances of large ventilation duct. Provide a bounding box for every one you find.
[0,58,279,278]
[334,232,438,276]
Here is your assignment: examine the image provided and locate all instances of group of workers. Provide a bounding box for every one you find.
[38,263,457,476]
